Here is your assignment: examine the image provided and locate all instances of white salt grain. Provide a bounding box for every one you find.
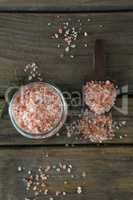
[77,186,82,194]
[18,166,22,172]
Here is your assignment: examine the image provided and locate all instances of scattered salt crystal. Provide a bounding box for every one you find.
[77,186,82,194]
[70,55,74,59]
[71,174,74,178]
[56,132,60,137]
[122,121,126,125]
[99,24,104,28]
[45,153,49,158]
[18,166,22,172]
[28,170,31,175]
[49,198,54,200]
[65,46,70,52]
[58,28,63,34]
[88,18,91,22]
[55,191,60,196]
[55,33,59,38]
[69,164,72,169]
[48,22,51,26]
[28,76,32,80]
[84,32,88,37]
[44,189,48,195]
[35,191,39,196]
[82,171,86,178]
[71,44,76,48]
[62,192,66,196]
[62,164,67,170]
[84,44,88,47]
[67,168,71,173]
[57,44,61,48]
[64,181,68,185]
[56,168,61,172]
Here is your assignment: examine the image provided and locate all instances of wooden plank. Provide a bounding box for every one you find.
[0,0,132,12]
[0,147,133,200]
[0,13,132,97]
[0,97,132,145]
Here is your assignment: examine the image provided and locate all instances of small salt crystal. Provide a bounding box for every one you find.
[62,164,67,170]
[64,181,68,185]
[45,153,49,158]
[55,191,60,196]
[17,166,22,172]
[33,186,37,191]
[67,168,71,173]
[24,198,30,200]
[28,76,32,80]
[88,18,91,22]
[84,32,88,37]
[82,171,86,178]
[71,44,76,48]
[65,46,70,52]
[56,168,61,172]
[71,174,74,178]
[44,189,48,195]
[56,133,60,137]
[48,22,51,26]
[55,33,59,38]
[28,170,31,175]
[84,44,88,47]
[58,28,63,34]
[99,24,104,28]
[35,191,39,196]
[70,55,74,59]
[49,198,54,200]
[45,165,51,172]
[77,186,82,194]
[120,135,123,139]
[69,164,72,169]
[57,44,61,48]
[62,192,66,196]
[122,121,126,125]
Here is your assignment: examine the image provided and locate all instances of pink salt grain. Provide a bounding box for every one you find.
[12,83,63,134]
[83,81,117,115]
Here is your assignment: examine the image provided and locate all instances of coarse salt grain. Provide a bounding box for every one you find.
[84,32,88,37]
[18,166,22,172]
[77,186,82,194]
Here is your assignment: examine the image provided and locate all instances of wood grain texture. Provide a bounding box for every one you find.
[0,0,132,11]
[0,13,132,97]
[0,147,133,200]
[0,97,131,145]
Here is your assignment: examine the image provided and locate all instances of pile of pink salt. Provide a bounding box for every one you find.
[12,83,63,134]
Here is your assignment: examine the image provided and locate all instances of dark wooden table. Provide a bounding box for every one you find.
[0,1,133,199]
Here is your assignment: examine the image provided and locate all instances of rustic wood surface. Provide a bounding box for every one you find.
[0,97,131,145]
[0,13,133,96]
[0,147,133,200]
[0,10,132,200]
[0,12,132,145]
[0,0,133,12]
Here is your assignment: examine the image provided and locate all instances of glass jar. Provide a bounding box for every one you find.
[8,82,68,139]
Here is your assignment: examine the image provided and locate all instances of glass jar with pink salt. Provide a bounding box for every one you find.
[9,82,68,139]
